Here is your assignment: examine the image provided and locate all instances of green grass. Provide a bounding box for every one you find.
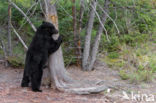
[100,41,156,83]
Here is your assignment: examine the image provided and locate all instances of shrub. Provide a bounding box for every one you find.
[104,35,120,52]
[108,52,120,59]
[7,56,24,68]
[119,70,129,80]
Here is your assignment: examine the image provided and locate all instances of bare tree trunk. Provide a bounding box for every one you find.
[76,0,85,67]
[41,0,111,94]
[82,0,97,70]
[79,0,85,32]
[88,0,110,70]
[72,0,82,66]
[72,0,77,48]
[72,0,78,66]
[43,0,73,89]
[0,38,8,66]
[82,0,110,71]
[8,3,12,56]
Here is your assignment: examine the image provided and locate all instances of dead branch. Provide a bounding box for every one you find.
[43,0,48,18]
[18,1,39,31]
[39,0,46,17]
[90,3,110,42]
[98,3,120,34]
[42,0,111,94]
[82,0,97,70]
[8,3,12,56]
[11,24,28,50]
[9,0,37,32]
[86,0,110,71]
[58,85,109,95]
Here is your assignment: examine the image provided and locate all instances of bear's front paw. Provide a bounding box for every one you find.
[43,65,48,69]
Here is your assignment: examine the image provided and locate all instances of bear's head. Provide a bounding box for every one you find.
[39,21,58,36]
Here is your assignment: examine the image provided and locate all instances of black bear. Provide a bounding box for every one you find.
[21,21,62,92]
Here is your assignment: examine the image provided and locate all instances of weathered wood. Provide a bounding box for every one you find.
[8,3,12,56]
[11,25,28,50]
[42,0,110,94]
[98,3,120,34]
[88,0,110,70]
[0,38,8,66]
[43,0,74,88]
[82,0,97,70]
[72,0,81,66]
[76,0,85,67]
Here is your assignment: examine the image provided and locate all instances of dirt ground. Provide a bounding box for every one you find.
[0,60,155,103]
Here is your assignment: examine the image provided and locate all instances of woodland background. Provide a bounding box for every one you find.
[0,0,156,83]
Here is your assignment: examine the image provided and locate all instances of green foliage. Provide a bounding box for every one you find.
[7,56,24,68]
[119,70,129,80]
[62,44,77,66]
[129,70,153,84]
[13,0,32,7]
[149,54,156,72]
[0,0,155,70]
[108,52,119,59]
[120,33,148,46]
[119,68,153,83]
[0,1,8,24]
[101,42,156,83]
[103,35,120,52]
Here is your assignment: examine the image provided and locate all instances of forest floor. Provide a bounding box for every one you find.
[0,60,155,103]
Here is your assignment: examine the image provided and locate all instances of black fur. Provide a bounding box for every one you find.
[21,21,62,92]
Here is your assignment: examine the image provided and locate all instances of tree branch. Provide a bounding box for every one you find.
[39,0,46,18]
[98,3,120,34]
[18,1,39,31]
[9,0,37,32]
[11,24,28,50]
[90,3,110,42]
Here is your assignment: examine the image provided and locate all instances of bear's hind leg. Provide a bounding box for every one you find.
[31,69,43,92]
[21,69,30,87]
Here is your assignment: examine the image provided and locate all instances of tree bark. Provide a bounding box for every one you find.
[82,0,110,71]
[88,0,110,70]
[72,0,79,66]
[79,0,85,32]
[76,0,85,67]
[43,0,74,89]
[0,37,8,66]
[82,0,97,70]
[72,0,77,41]
[41,0,111,94]
[8,3,12,56]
